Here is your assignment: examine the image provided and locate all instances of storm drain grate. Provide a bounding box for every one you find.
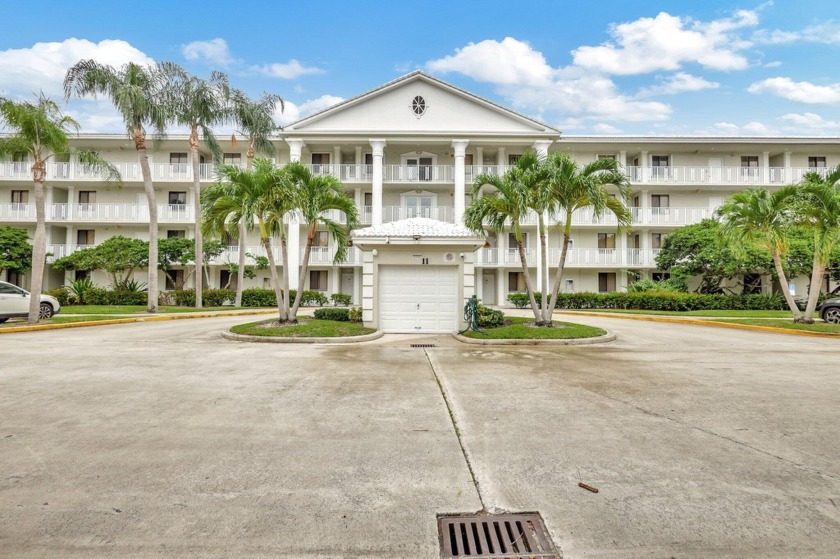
[438,513,559,558]
[411,343,437,348]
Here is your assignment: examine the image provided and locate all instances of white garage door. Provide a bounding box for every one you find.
[379,266,459,333]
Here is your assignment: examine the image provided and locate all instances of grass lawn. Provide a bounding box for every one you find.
[463,316,606,339]
[562,309,793,318]
[711,318,840,334]
[0,315,121,328]
[61,305,268,315]
[231,318,376,338]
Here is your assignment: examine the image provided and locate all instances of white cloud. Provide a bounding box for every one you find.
[276,94,344,126]
[696,120,777,136]
[753,22,840,45]
[572,10,757,75]
[182,38,236,66]
[426,38,671,123]
[748,77,840,104]
[779,112,840,132]
[251,59,324,79]
[593,123,623,134]
[763,61,783,68]
[427,37,554,86]
[638,72,720,96]
[0,38,154,99]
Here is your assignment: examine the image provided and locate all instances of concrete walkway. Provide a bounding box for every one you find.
[1,314,838,557]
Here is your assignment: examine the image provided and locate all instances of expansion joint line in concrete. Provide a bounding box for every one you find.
[424,349,487,511]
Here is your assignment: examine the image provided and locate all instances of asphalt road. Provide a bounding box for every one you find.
[1,314,838,557]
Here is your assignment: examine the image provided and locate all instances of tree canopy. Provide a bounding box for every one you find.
[0,226,32,276]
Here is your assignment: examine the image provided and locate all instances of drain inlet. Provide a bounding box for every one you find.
[438,512,559,558]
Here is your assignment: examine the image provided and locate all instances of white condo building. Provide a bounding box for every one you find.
[2,71,839,332]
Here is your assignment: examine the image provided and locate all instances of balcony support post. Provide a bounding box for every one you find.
[452,139,469,223]
[497,147,506,170]
[476,146,484,167]
[369,139,386,226]
[66,186,75,220]
[762,151,770,183]
[497,266,506,306]
[333,146,342,176]
[640,151,649,182]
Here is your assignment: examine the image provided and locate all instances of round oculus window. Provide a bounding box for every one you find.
[411,95,426,117]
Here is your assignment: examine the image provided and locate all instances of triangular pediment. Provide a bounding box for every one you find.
[284,71,558,136]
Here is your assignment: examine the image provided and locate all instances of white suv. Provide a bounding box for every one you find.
[0,280,61,323]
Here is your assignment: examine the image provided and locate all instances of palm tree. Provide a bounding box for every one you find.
[284,162,358,322]
[797,167,840,322]
[170,68,232,308]
[64,60,174,313]
[717,186,803,321]
[230,91,284,307]
[202,158,291,321]
[0,93,120,324]
[544,153,632,321]
[465,158,543,324]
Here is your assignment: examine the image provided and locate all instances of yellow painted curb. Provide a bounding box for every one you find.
[0,309,278,334]
[556,311,840,339]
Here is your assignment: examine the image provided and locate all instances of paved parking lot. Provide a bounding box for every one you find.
[1,315,838,557]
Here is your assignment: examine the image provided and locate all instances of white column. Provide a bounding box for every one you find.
[476,267,483,301]
[641,190,650,225]
[619,150,627,167]
[353,267,361,305]
[497,267,506,307]
[497,147,506,170]
[329,265,340,295]
[354,187,362,208]
[476,147,484,167]
[532,140,552,158]
[452,139,469,223]
[354,146,362,180]
[45,186,54,220]
[762,151,770,183]
[783,151,792,183]
[334,146,342,176]
[640,151,649,182]
[286,138,305,163]
[370,139,386,226]
[66,186,75,220]
[618,232,628,270]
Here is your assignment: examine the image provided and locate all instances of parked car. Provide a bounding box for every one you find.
[0,280,61,323]
[817,297,840,324]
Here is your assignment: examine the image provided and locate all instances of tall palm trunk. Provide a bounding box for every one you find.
[260,224,285,322]
[803,250,826,323]
[190,128,203,308]
[537,213,550,323]
[235,152,253,307]
[547,215,574,315]
[289,222,315,322]
[771,248,803,321]
[135,128,158,313]
[514,227,542,324]
[279,228,290,321]
[27,161,47,324]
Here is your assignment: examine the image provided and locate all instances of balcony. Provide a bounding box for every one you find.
[0,162,224,183]
[304,246,363,266]
[625,165,831,185]
[475,248,663,268]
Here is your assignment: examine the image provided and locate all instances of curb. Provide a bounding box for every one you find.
[221,329,385,344]
[556,311,840,339]
[0,309,278,334]
[452,331,616,346]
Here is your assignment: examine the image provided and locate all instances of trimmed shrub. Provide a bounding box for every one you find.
[241,288,279,307]
[173,289,196,307]
[107,290,147,305]
[158,291,175,306]
[348,306,362,322]
[313,307,350,321]
[476,304,504,328]
[203,289,235,307]
[552,291,786,311]
[507,291,543,308]
[45,287,70,306]
[626,278,688,293]
[84,287,109,305]
[301,290,329,306]
[331,292,352,306]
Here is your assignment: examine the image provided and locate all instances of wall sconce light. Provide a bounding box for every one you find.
[459,252,465,259]
[413,235,421,241]
[372,249,378,256]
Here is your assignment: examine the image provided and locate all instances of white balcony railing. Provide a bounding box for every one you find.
[476,248,664,268]
[383,165,455,183]
[382,206,455,223]
[303,246,363,265]
[0,161,225,182]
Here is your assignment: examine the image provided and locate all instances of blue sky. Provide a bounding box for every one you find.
[1,0,839,135]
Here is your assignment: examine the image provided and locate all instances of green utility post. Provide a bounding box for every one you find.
[459,294,484,334]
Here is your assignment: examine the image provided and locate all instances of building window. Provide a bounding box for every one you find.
[651,155,670,167]
[508,271,526,292]
[411,95,426,117]
[598,272,617,293]
[167,230,186,239]
[508,154,522,165]
[741,156,759,168]
[597,154,616,160]
[313,231,329,247]
[364,153,373,165]
[403,194,434,217]
[597,233,616,249]
[508,232,527,253]
[564,279,575,292]
[651,194,670,215]
[165,270,184,290]
[7,270,23,287]
[11,190,28,205]
[169,152,188,164]
[74,270,89,281]
[364,192,372,207]
[78,191,96,206]
[311,153,330,165]
[809,156,827,168]
[168,191,187,206]
[309,270,327,291]
[223,153,242,165]
[76,229,95,246]
[651,233,663,249]
[652,272,670,281]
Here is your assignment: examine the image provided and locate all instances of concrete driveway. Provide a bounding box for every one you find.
[0,314,838,557]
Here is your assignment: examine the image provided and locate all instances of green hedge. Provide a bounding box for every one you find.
[45,287,70,306]
[506,291,786,311]
[84,287,148,305]
[331,292,352,306]
[242,288,280,307]
[313,307,350,321]
[171,289,235,307]
[477,304,504,327]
